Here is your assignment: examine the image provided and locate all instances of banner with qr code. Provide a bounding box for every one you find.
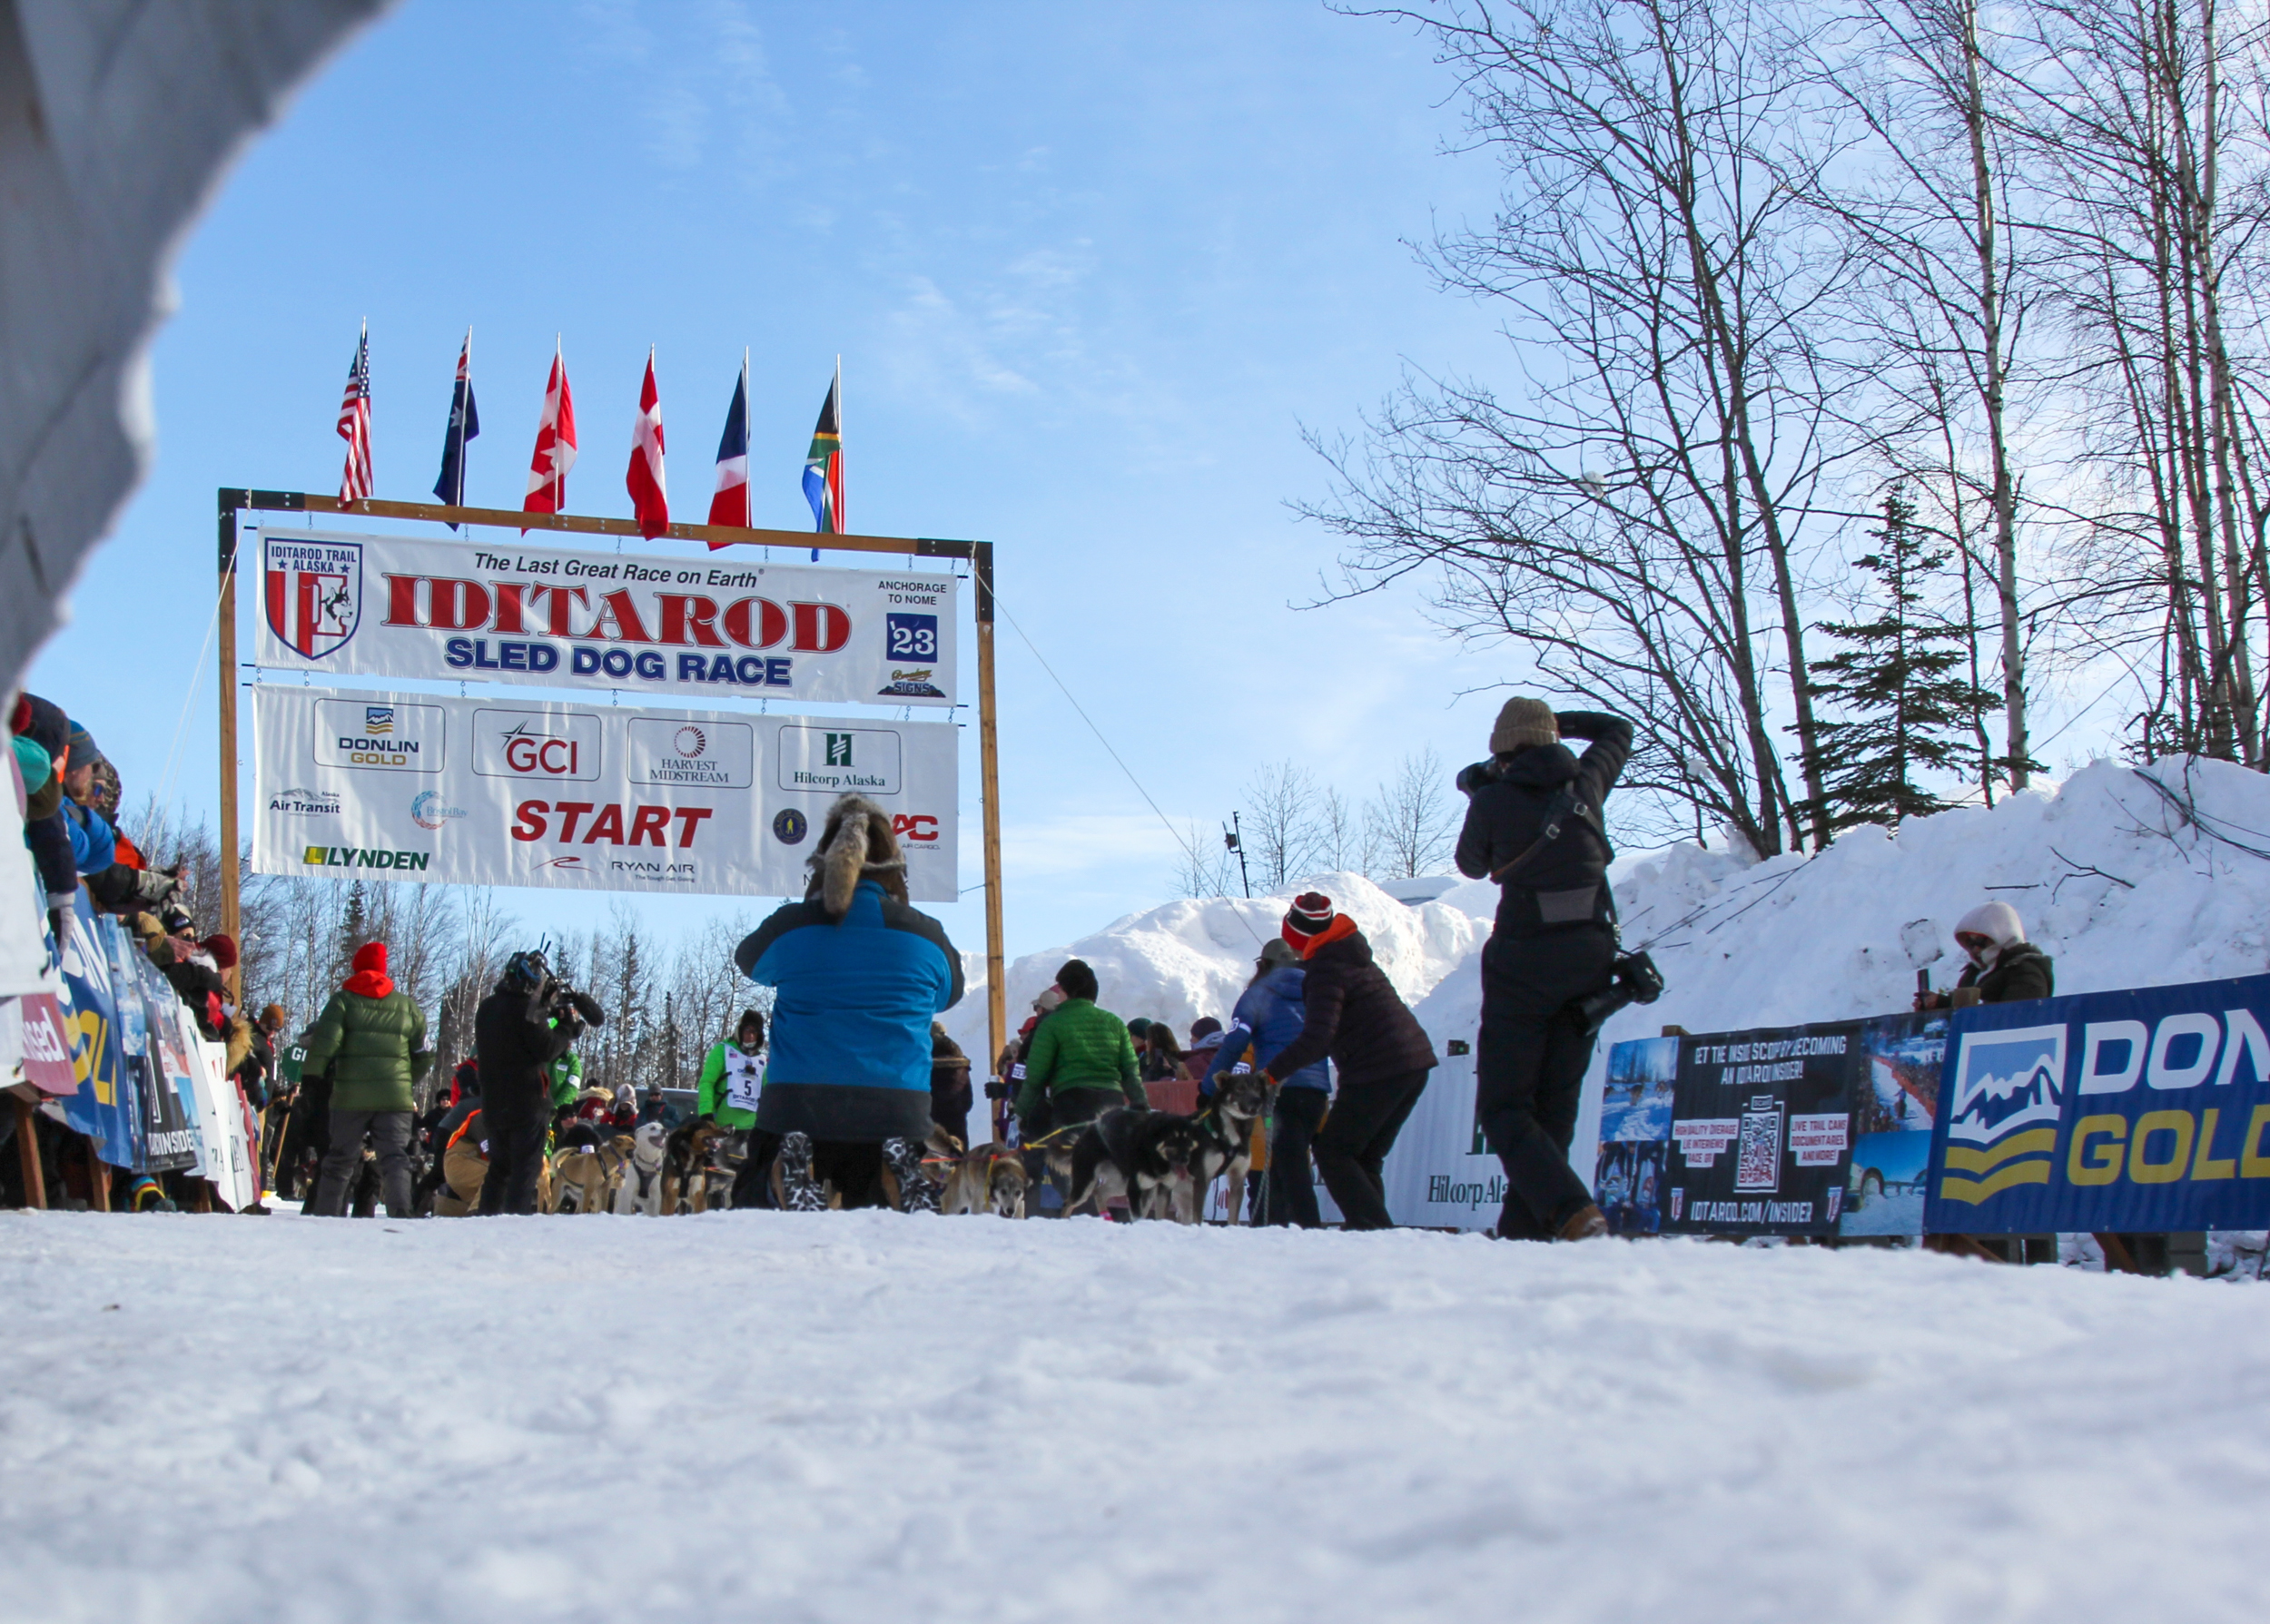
[1643,1010,1947,1237]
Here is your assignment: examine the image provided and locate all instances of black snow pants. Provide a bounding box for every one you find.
[1476,926,1618,1239]
[477,1084,549,1216]
[1264,1086,1330,1229]
[1313,1068,1431,1230]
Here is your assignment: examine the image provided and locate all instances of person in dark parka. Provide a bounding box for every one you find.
[473,950,599,1215]
[1455,700,1634,1242]
[1915,901,2055,1008]
[929,1022,973,1148]
[1258,893,1436,1231]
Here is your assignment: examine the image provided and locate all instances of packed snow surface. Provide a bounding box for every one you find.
[5,1210,2269,1622]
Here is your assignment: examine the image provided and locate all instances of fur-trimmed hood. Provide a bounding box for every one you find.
[806,793,908,918]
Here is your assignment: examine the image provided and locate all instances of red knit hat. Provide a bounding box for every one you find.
[201,933,239,971]
[351,941,387,976]
[1281,891,1336,948]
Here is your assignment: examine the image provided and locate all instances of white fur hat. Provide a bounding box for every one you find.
[1954,901,2026,949]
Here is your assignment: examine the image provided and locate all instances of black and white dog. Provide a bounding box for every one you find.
[1188,1068,1275,1225]
[1067,1107,1209,1222]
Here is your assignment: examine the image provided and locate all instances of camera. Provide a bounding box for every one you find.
[1567,950,1664,1036]
[983,1078,1011,1100]
[540,976,607,1029]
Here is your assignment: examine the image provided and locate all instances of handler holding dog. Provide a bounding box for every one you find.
[1260,895,1436,1231]
[1455,700,1633,1243]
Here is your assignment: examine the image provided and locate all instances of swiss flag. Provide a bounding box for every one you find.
[625,349,668,539]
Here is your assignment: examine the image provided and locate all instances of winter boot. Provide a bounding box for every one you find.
[883,1137,939,1214]
[775,1132,826,1213]
[1556,1203,1609,1241]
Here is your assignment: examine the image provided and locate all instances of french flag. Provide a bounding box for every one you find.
[706,357,750,542]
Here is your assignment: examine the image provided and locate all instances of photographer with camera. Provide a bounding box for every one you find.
[1456,700,1646,1243]
[472,950,604,1216]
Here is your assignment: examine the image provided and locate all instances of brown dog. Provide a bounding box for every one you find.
[932,1127,1029,1218]
[661,1118,728,1215]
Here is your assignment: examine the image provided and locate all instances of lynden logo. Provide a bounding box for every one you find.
[410,791,469,832]
[264,538,362,659]
[302,846,430,871]
[267,787,341,816]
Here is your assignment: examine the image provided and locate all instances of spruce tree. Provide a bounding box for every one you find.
[1801,490,1999,834]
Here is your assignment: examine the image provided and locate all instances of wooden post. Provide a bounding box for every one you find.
[215,494,242,1001]
[87,1150,110,1213]
[973,544,1009,1143]
[11,1092,44,1209]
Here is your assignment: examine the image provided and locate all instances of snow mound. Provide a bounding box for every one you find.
[947,871,1489,1060]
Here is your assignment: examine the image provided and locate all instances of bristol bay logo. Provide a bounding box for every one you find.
[263,538,362,659]
[410,791,469,832]
[1939,1024,2067,1204]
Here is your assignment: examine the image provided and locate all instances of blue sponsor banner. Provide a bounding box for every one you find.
[53,895,143,1169]
[1925,972,2270,1233]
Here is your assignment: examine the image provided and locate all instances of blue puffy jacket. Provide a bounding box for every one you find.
[61,798,114,875]
[1209,965,1331,1094]
[735,879,962,1140]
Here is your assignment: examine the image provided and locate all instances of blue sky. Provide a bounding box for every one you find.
[29,0,1525,960]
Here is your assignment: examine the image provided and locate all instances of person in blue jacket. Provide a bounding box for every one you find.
[735,794,962,1210]
[1210,937,1333,1228]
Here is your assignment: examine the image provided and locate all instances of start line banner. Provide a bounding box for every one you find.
[252,685,959,901]
[253,527,957,708]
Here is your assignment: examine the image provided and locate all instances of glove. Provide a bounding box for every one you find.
[1454,761,1493,795]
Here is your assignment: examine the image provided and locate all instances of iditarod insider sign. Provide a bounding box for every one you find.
[253,527,957,708]
[250,685,959,901]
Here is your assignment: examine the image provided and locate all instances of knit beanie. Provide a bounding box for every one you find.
[351,941,387,976]
[202,933,239,971]
[1189,1016,1224,1048]
[1490,697,1559,755]
[1282,891,1336,948]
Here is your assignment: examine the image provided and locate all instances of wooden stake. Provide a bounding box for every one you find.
[216,497,242,1001]
[11,1092,44,1209]
[974,543,1009,1141]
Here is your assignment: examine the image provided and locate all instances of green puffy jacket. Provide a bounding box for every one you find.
[697,1039,763,1130]
[548,1048,583,1110]
[301,989,434,1113]
[1013,999,1142,1119]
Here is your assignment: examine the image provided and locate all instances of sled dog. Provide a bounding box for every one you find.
[613,1121,669,1216]
[932,1128,1029,1218]
[662,1118,728,1215]
[1188,1069,1274,1225]
[1067,1107,1208,1222]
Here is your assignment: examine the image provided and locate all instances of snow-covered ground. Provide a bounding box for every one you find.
[5,1209,2269,1621]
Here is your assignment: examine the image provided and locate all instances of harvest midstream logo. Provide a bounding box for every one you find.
[302,846,431,871]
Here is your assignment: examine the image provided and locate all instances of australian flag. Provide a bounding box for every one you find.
[432,330,480,520]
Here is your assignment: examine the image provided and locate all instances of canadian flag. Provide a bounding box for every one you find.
[523,342,577,521]
[625,348,668,539]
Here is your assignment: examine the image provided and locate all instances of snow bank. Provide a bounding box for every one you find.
[5,1209,2268,1621]
[946,871,1487,1060]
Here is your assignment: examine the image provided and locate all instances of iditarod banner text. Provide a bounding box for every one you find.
[251,685,959,901]
[253,527,957,708]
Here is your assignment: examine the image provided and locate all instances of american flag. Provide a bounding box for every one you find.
[336,324,372,503]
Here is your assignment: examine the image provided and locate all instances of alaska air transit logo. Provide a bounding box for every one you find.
[264,538,363,659]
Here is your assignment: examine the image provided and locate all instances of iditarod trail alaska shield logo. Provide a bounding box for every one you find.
[263,538,362,659]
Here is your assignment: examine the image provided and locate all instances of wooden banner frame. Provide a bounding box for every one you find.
[215,488,1010,1089]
